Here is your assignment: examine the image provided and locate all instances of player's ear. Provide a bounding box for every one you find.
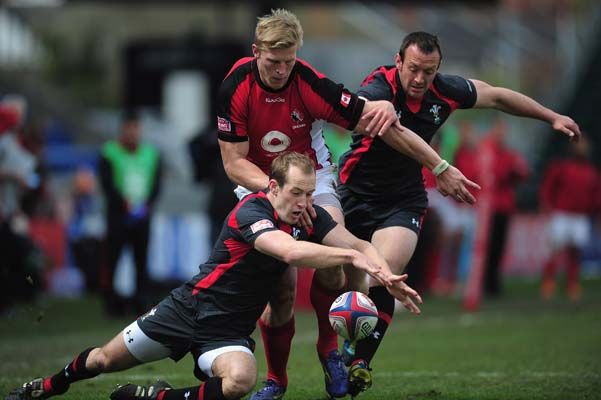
[394,53,402,69]
[252,44,260,58]
[268,179,278,195]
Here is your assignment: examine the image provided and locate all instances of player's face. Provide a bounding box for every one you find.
[271,166,315,225]
[253,44,297,90]
[395,44,440,99]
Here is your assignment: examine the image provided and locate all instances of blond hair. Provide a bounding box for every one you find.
[255,9,304,51]
[270,152,315,187]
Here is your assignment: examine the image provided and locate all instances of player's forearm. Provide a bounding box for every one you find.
[352,239,395,276]
[223,158,270,192]
[492,88,558,123]
[285,241,357,269]
[380,124,442,170]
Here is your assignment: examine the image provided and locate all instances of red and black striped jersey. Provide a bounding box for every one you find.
[217,57,365,173]
[169,191,337,340]
[338,66,477,205]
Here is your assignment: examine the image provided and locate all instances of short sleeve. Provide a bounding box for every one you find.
[357,72,394,102]
[310,205,338,243]
[434,74,477,109]
[234,201,279,244]
[216,61,252,142]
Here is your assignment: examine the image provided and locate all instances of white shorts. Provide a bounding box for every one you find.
[234,166,341,209]
[547,212,591,250]
[122,321,254,377]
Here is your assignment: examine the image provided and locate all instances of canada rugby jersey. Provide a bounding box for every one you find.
[217,57,365,173]
[338,66,477,202]
[170,191,337,339]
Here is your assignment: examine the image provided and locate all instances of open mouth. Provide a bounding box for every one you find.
[292,211,302,217]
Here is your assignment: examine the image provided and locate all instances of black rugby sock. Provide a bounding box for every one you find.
[161,377,225,400]
[47,347,99,395]
[354,286,395,365]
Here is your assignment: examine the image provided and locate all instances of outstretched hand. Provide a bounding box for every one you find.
[383,274,423,315]
[436,165,481,204]
[552,114,581,142]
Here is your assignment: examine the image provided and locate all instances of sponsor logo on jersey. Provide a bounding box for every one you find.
[340,92,352,107]
[261,130,292,153]
[250,219,275,233]
[217,116,231,132]
[292,227,301,240]
[265,97,285,103]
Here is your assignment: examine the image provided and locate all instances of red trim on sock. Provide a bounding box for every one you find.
[70,355,80,373]
[43,377,54,393]
[157,390,166,400]
[378,311,392,325]
[198,383,205,400]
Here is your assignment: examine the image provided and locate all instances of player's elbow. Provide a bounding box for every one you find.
[281,247,304,266]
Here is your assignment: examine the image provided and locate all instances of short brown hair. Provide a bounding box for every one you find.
[270,152,315,187]
[255,9,304,51]
[399,31,442,64]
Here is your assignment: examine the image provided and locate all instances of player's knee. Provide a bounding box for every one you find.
[87,348,116,373]
[315,266,345,290]
[222,370,256,398]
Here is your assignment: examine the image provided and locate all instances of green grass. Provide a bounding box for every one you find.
[1,279,600,400]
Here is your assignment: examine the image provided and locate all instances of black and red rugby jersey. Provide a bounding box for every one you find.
[217,57,365,173]
[338,66,477,203]
[169,191,337,339]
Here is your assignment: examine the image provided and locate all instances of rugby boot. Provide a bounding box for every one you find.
[5,378,50,400]
[320,350,348,398]
[110,380,172,400]
[347,359,372,398]
[249,379,286,400]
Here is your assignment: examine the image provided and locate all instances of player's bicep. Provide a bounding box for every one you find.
[254,230,298,261]
[472,79,498,108]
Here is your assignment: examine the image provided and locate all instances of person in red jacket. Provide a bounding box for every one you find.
[481,118,530,297]
[539,136,600,300]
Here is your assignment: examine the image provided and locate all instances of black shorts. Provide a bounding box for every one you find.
[338,185,427,241]
[136,295,256,362]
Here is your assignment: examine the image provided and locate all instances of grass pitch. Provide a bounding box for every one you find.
[1,279,600,400]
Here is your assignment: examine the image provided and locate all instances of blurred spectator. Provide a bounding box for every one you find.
[188,128,237,246]
[0,95,43,312]
[68,166,105,292]
[429,121,479,295]
[539,136,600,301]
[482,118,530,297]
[98,112,163,316]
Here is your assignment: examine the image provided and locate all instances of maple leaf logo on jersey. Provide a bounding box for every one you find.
[291,109,304,123]
[340,92,352,107]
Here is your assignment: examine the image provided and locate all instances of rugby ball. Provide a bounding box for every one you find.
[329,291,378,342]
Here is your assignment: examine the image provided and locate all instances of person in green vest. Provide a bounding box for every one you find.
[98,112,162,317]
